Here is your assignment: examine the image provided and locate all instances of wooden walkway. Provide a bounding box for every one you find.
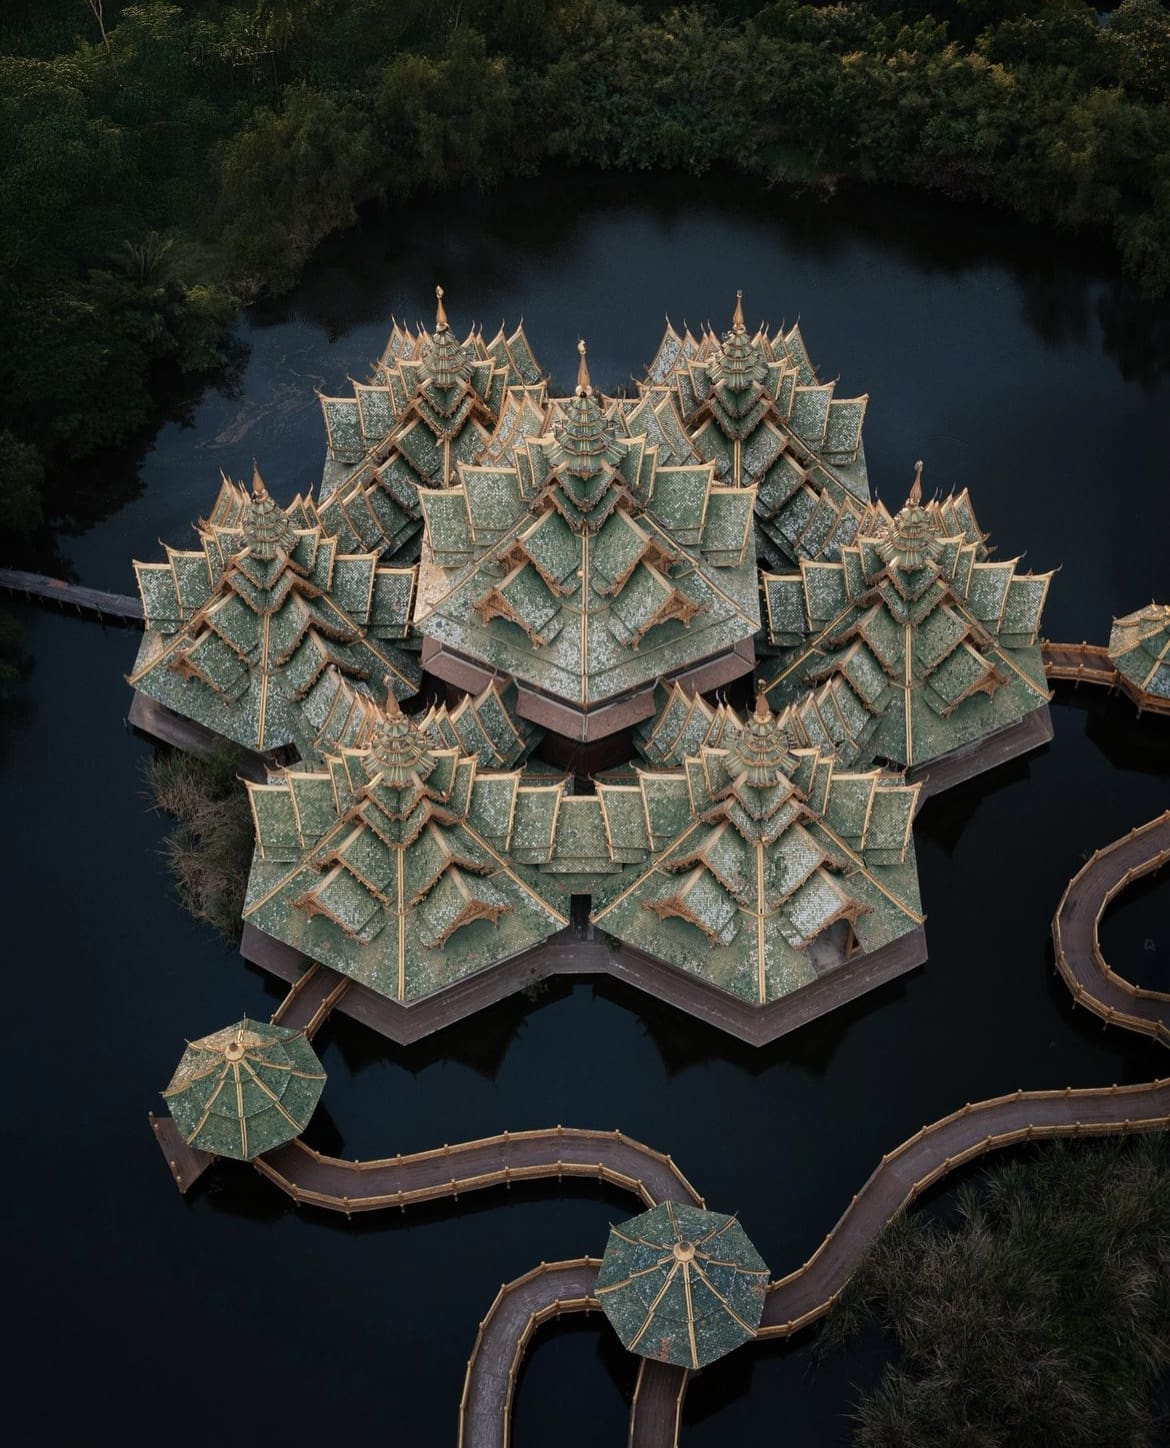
[1041,639,1117,686]
[0,568,143,625]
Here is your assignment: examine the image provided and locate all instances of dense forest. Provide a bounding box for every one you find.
[1,0,1169,539]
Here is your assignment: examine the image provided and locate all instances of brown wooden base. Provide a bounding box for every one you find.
[906,703,1053,806]
[148,1111,215,1193]
[127,690,281,782]
[241,920,927,1049]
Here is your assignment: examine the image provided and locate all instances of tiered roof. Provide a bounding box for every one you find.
[1109,603,1170,709]
[590,691,923,1004]
[416,342,760,736]
[629,293,870,567]
[759,466,1053,770]
[242,691,571,1002]
[317,287,546,557]
[129,470,419,755]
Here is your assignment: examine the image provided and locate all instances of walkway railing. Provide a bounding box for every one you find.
[0,568,143,624]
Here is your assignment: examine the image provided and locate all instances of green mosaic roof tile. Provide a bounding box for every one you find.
[1109,603,1170,698]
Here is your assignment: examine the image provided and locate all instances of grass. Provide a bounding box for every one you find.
[820,1134,1170,1447]
[147,742,254,944]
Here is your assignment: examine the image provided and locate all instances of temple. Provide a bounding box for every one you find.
[316,287,545,558]
[128,470,418,760]
[131,293,1074,1048]
[632,292,870,567]
[416,340,759,747]
[758,464,1054,796]
[1108,603,1170,715]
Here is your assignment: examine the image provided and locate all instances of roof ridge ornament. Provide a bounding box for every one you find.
[576,338,592,396]
[908,459,924,508]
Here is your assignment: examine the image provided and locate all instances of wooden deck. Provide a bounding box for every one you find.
[0,568,143,624]
[1042,639,1117,686]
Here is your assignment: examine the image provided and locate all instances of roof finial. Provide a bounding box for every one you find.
[753,689,770,722]
[908,459,924,508]
[435,284,448,333]
[384,687,402,719]
[732,290,746,334]
[576,338,592,395]
[251,463,267,501]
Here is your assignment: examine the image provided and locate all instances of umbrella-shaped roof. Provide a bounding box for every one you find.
[595,1201,769,1368]
[162,1020,326,1160]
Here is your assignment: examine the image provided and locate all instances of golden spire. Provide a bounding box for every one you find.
[732,290,746,334]
[384,687,403,719]
[908,459,924,507]
[753,689,770,722]
[251,463,268,501]
[435,284,448,333]
[576,338,592,395]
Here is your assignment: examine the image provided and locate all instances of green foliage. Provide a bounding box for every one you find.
[0,431,44,534]
[823,1136,1170,1447]
[148,742,255,944]
[2,0,1170,538]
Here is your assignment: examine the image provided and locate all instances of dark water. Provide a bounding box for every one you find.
[5,174,1169,1447]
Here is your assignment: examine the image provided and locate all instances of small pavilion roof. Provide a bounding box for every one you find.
[1109,602,1170,702]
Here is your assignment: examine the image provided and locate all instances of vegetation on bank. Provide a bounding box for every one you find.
[147,743,253,943]
[822,1134,1170,1446]
[2,0,1169,539]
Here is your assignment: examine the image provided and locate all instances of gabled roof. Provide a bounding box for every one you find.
[759,465,1053,770]
[129,470,419,755]
[591,693,922,1005]
[1109,602,1170,702]
[316,287,547,557]
[629,293,871,568]
[243,692,569,1002]
[416,342,760,717]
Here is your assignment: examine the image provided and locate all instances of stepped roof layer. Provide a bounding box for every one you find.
[416,342,759,732]
[1109,603,1170,705]
[759,466,1053,771]
[317,287,546,558]
[590,691,923,1005]
[129,471,419,755]
[242,691,572,1002]
[628,293,870,568]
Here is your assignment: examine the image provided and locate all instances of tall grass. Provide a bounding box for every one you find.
[146,744,254,944]
[822,1135,1170,1447]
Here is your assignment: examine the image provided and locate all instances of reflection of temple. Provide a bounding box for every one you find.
[130,289,1063,1044]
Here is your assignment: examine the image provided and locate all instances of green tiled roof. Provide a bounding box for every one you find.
[130,471,419,755]
[596,1202,769,1369]
[759,471,1053,770]
[162,1020,325,1160]
[630,294,870,569]
[591,692,923,1005]
[243,692,570,1003]
[316,288,547,559]
[1109,602,1170,700]
[416,343,760,711]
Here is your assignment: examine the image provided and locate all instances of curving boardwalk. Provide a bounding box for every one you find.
[255,1128,703,1215]
[1041,639,1116,686]
[459,812,1170,1448]
[1052,811,1170,1043]
[152,810,1170,1448]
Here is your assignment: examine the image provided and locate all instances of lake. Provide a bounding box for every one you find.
[4,171,1168,1447]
